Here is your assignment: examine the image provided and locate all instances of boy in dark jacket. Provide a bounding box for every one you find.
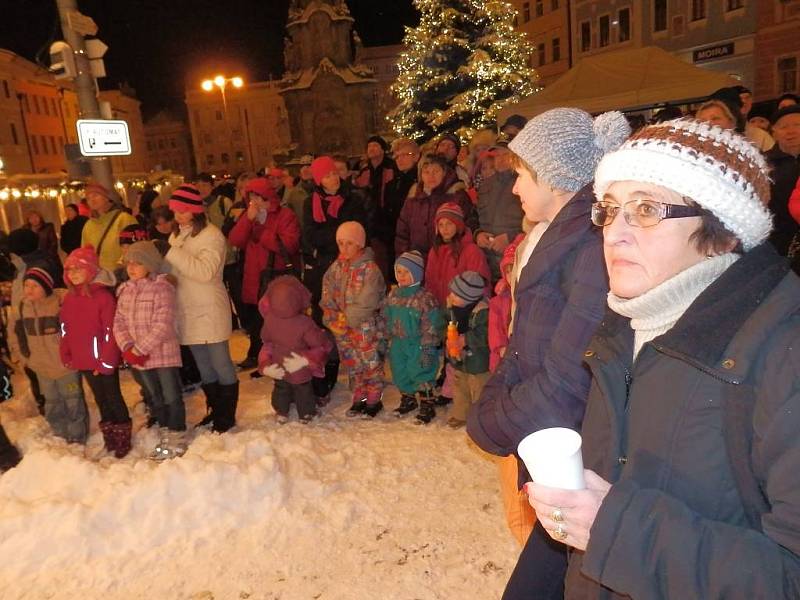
[258,276,332,424]
[443,271,489,428]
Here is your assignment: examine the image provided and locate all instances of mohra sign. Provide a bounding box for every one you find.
[693,43,735,63]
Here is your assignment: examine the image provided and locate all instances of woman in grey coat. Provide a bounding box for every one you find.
[525,119,800,598]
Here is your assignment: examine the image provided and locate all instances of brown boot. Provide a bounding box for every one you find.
[109,420,132,459]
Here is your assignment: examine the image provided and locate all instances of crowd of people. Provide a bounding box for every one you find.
[0,83,799,598]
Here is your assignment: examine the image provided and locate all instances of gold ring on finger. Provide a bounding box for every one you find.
[551,508,565,523]
[554,524,568,541]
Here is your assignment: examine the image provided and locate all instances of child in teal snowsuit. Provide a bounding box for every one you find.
[382,251,444,421]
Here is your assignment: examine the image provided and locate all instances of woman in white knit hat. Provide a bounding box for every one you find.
[525,119,800,598]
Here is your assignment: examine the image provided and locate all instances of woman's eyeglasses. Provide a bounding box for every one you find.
[591,199,702,228]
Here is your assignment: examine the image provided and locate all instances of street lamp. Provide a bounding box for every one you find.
[200,74,244,172]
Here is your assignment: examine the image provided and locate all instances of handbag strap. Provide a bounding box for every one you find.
[95,210,122,258]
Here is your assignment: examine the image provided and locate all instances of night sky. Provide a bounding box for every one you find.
[1,1,418,119]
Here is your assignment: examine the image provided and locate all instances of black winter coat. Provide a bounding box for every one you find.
[566,245,800,599]
[765,146,800,255]
[60,215,88,256]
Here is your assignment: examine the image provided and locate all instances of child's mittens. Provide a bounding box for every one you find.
[262,363,286,380]
[123,348,149,367]
[329,312,348,336]
[283,352,310,374]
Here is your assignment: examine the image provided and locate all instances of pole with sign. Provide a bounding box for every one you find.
[77,120,132,156]
[55,0,114,190]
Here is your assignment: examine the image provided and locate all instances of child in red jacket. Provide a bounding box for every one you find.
[60,246,131,458]
[488,238,522,372]
[258,276,332,424]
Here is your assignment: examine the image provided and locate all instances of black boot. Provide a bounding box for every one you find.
[213,381,239,433]
[394,394,418,416]
[0,422,21,472]
[434,394,453,407]
[415,401,436,425]
[196,382,220,428]
[237,357,258,370]
[362,401,383,418]
[347,398,367,417]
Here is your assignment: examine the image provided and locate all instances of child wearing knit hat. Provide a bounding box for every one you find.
[321,221,386,417]
[113,222,149,289]
[444,271,490,428]
[113,241,186,460]
[10,265,89,444]
[381,251,445,419]
[61,246,132,458]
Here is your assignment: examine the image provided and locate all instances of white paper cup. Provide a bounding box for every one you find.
[517,427,585,490]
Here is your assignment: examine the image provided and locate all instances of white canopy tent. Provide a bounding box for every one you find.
[500,46,738,119]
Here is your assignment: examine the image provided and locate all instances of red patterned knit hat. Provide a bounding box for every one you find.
[24,266,55,296]
[64,246,100,284]
[169,184,205,214]
[435,202,465,232]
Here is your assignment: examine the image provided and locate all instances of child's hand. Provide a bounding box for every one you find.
[123,348,149,367]
[283,352,309,374]
[262,363,286,380]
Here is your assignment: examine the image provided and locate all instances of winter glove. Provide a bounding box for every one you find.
[261,363,286,380]
[283,352,310,374]
[328,312,348,336]
[420,345,439,370]
[123,348,149,367]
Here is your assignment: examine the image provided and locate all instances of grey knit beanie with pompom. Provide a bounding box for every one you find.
[508,108,630,192]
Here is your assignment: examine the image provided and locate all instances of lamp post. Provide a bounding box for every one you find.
[201,75,243,173]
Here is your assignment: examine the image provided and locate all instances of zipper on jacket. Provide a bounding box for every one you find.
[624,368,632,412]
[651,342,741,385]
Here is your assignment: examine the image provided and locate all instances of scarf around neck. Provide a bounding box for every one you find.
[312,191,344,223]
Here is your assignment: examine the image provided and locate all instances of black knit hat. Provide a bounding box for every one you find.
[770,104,800,126]
[438,133,461,151]
[8,228,39,257]
[119,223,148,246]
[367,135,389,152]
[501,114,528,132]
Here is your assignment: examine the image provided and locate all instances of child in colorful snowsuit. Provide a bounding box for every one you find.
[488,239,522,372]
[113,241,186,460]
[445,271,490,428]
[60,247,131,458]
[11,266,89,443]
[321,221,386,417]
[258,275,333,424]
[381,251,444,421]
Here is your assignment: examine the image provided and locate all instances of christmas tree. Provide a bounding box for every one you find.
[389,0,539,142]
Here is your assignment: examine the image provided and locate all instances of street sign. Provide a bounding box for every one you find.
[66,10,98,36]
[76,119,132,156]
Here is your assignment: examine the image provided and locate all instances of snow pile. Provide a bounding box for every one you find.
[0,336,517,599]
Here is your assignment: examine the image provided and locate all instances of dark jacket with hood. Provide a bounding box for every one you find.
[257,276,332,385]
[395,168,477,257]
[467,184,608,457]
[765,145,800,255]
[565,244,800,599]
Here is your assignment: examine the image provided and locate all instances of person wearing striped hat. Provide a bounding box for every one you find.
[80,183,139,272]
[381,251,445,419]
[523,119,800,600]
[10,264,89,445]
[442,270,489,428]
[164,183,239,434]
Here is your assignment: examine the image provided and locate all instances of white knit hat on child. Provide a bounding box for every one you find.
[594,118,772,250]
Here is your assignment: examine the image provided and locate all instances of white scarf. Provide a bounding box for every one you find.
[607,253,739,360]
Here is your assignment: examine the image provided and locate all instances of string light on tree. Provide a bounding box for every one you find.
[389,0,540,143]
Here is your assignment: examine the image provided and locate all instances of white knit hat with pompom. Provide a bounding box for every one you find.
[594,118,772,250]
[508,108,630,191]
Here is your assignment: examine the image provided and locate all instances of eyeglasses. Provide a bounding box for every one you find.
[591,199,702,228]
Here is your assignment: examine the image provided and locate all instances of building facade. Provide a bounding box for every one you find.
[279,0,378,157]
[570,0,645,61]
[510,0,571,86]
[357,44,403,135]
[144,110,194,176]
[186,80,291,176]
[98,89,149,174]
[754,0,800,100]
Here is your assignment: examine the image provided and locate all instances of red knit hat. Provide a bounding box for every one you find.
[64,246,100,285]
[435,202,465,232]
[169,184,204,214]
[310,156,338,186]
[243,177,280,204]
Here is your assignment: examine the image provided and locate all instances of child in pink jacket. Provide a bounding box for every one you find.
[258,275,332,424]
[113,241,185,460]
[60,246,130,458]
[488,238,522,372]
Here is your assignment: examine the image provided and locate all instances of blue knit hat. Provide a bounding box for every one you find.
[395,251,425,285]
[449,271,485,303]
[508,108,630,192]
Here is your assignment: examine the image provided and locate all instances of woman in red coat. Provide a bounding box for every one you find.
[228,177,301,371]
[424,202,490,306]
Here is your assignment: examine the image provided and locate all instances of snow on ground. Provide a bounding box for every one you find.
[0,333,517,599]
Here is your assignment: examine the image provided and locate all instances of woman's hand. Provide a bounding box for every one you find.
[525,470,611,551]
[246,199,260,221]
